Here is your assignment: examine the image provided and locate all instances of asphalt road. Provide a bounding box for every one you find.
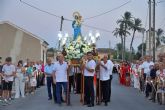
[1,75,165,110]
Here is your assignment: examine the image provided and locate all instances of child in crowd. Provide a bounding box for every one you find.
[30,67,37,94]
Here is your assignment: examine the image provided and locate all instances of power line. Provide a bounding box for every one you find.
[82,24,112,33]
[64,18,113,33]
[83,0,132,21]
[19,0,61,18]
[19,0,113,33]
[157,0,165,3]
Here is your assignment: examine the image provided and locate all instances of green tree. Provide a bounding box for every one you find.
[117,11,133,60]
[113,23,130,60]
[137,43,146,57]
[130,18,143,53]
[130,18,143,61]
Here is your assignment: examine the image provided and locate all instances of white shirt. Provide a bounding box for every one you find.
[100,61,111,81]
[53,61,68,82]
[108,60,114,75]
[141,61,154,75]
[2,64,15,81]
[35,64,42,71]
[84,60,96,77]
[156,69,165,77]
[69,67,74,76]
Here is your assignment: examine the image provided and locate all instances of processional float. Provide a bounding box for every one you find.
[60,12,100,105]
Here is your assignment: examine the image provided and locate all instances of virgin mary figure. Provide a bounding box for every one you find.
[72,12,82,40]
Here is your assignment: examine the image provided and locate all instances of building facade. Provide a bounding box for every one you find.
[0,21,48,64]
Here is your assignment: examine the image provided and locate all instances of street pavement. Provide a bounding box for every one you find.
[1,74,165,110]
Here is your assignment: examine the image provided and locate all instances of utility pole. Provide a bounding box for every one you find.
[60,16,64,31]
[153,0,156,62]
[148,0,152,55]
[142,28,146,58]
[58,16,64,50]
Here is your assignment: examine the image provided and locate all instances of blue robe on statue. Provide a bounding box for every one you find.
[72,20,81,40]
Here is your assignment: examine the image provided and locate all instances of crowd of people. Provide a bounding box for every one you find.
[118,55,165,105]
[44,52,114,107]
[0,57,45,106]
[0,52,165,107]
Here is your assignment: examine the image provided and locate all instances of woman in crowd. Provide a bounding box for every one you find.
[120,61,126,85]
[15,60,26,98]
[25,62,33,94]
[120,61,130,86]
[156,62,165,104]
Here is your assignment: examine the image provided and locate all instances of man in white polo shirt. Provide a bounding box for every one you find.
[141,55,154,98]
[83,52,96,107]
[53,54,68,105]
[99,54,112,106]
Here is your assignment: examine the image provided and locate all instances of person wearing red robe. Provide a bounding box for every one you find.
[120,62,126,85]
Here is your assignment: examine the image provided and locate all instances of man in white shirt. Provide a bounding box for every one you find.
[83,52,96,107]
[53,54,69,105]
[98,54,112,106]
[141,55,154,98]
[1,57,15,103]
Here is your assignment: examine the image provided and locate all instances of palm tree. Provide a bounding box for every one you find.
[117,11,133,60]
[130,18,143,60]
[113,23,130,60]
[156,28,164,48]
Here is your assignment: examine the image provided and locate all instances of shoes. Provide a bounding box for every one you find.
[105,102,108,106]
[83,102,87,105]
[147,97,152,100]
[87,104,94,107]
[108,99,111,102]
[96,102,100,105]
[15,96,19,99]
[48,98,52,100]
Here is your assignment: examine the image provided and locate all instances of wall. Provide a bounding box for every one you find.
[0,23,42,63]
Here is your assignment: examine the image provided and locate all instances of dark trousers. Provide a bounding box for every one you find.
[108,75,113,101]
[84,76,94,105]
[36,73,41,87]
[140,73,146,92]
[76,73,81,93]
[145,83,152,97]
[69,75,74,92]
[144,74,152,97]
[56,82,67,104]
[140,77,144,92]
[46,77,56,101]
[40,73,45,86]
[101,80,109,103]
[96,78,101,101]
[151,83,157,102]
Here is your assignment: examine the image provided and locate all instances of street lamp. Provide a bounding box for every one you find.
[58,31,69,50]
[86,31,100,45]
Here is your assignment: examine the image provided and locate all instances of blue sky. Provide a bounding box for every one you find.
[0,0,165,50]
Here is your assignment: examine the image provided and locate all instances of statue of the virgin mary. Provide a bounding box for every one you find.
[72,12,82,41]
